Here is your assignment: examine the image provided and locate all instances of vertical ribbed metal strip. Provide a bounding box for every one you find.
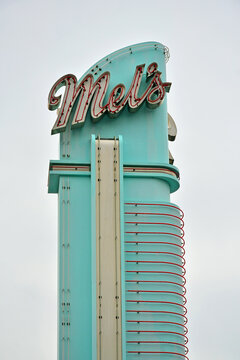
[124,202,188,360]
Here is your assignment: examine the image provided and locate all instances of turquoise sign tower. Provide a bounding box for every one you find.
[48,41,188,360]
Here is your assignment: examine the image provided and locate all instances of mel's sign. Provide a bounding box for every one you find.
[48,62,171,135]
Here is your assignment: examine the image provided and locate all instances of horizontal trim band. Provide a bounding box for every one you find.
[124,166,179,179]
[50,164,179,179]
[50,165,90,172]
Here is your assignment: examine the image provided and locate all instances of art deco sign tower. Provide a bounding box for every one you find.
[48,41,188,360]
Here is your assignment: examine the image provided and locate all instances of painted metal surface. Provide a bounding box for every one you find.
[58,175,92,359]
[49,42,170,166]
[95,139,122,360]
[48,41,188,360]
[124,202,187,359]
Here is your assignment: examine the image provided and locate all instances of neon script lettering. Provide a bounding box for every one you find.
[48,62,171,135]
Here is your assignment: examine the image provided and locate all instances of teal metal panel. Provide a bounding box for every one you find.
[91,134,97,360]
[123,177,170,202]
[58,175,92,359]
[119,135,126,360]
[123,201,186,359]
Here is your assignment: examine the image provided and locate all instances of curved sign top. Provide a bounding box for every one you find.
[48,41,172,165]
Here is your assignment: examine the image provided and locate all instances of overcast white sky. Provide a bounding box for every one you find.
[1,0,240,359]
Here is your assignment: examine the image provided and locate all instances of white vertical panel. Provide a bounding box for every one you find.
[96,139,122,360]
